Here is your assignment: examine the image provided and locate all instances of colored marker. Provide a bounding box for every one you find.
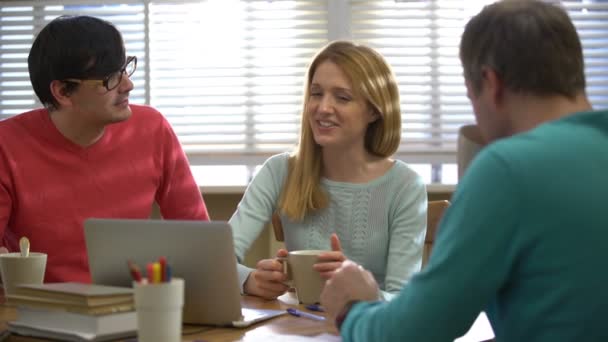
[286,308,325,321]
[146,262,155,283]
[152,262,161,283]
[127,260,142,283]
[158,256,167,282]
[165,263,172,282]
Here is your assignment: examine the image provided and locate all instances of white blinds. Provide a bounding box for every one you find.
[0,0,327,166]
[351,0,608,163]
[147,1,327,163]
[351,0,467,163]
[0,0,148,119]
[564,0,608,109]
[0,0,607,167]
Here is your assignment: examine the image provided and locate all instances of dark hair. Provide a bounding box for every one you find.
[28,15,126,110]
[460,0,585,98]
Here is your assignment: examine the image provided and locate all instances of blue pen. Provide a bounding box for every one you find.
[165,264,172,282]
[286,308,325,321]
[305,304,324,312]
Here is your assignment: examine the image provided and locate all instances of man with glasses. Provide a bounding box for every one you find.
[63,55,138,94]
[0,16,209,283]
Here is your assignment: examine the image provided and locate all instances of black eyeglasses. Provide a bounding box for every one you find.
[64,56,137,92]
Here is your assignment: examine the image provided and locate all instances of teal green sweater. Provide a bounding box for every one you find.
[229,153,427,300]
[342,110,608,341]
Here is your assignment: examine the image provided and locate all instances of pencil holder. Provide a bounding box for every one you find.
[133,278,184,342]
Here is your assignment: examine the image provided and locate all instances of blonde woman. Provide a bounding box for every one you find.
[230,41,427,300]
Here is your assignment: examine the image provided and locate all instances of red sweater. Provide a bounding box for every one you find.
[0,105,209,283]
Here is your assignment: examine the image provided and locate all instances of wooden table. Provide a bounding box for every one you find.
[0,292,494,341]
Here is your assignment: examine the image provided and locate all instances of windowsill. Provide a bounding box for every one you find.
[198,183,457,195]
[199,185,249,194]
[426,183,457,194]
[191,165,457,195]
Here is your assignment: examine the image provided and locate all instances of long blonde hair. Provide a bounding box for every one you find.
[278,41,401,221]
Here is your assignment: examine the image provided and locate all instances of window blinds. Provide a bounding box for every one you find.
[564,0,608,110]
[146,0,327,165]
[0,0,327,167]
[0,0,147,119]
[351,0,608,163]
[0,0,606,166]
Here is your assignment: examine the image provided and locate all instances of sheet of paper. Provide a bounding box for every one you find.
[242,333,340,341]
[454,312,494,342]
[241,327,341,341]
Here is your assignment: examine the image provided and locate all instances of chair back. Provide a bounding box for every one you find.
[423,200,450,267]
[272,211,284,242]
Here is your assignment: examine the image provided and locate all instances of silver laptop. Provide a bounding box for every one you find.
[84,219,285,327]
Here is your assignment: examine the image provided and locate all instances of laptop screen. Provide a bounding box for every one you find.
[84,219,243,325]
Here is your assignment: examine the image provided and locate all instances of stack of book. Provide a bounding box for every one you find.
[5,282,137,342]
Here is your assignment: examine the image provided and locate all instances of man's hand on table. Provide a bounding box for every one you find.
[321,260,380,322]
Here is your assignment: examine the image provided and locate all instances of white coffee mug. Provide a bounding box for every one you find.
[0,252,47,296]
[280,250,326,305]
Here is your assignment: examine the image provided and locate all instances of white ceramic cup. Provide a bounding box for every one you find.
[134,278,184,342]
[0,252,47,296]
[281,250,326,305]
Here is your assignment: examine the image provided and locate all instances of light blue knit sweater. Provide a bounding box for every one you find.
[229,153,427,300]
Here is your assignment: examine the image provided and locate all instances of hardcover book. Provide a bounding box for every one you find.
[8,282,134,307]
[6,283,137,341]
[8,307,136,342]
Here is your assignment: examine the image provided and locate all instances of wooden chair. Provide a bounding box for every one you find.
[272,211,284,242]
[272,199,451,268]
[423,200,450,267]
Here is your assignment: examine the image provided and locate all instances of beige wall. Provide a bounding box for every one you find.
[203,193,270,268]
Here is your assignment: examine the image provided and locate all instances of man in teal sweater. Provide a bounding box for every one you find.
[320,1,608,341]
